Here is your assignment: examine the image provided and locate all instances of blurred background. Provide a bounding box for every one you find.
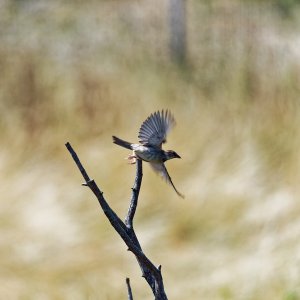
[1,0,300,299]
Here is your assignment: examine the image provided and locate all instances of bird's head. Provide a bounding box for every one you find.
[164,150,181,161]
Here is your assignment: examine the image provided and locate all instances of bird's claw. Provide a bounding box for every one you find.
[126,154,137,164]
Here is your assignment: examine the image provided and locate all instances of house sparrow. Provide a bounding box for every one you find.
[113,110,184,198]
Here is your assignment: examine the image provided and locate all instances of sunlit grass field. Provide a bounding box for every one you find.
[1,0,300,299]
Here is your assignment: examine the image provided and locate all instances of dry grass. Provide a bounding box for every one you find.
[1,0,300,299]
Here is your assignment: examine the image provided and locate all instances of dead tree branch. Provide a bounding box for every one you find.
[126,278,133,300]
[65,142,168,300]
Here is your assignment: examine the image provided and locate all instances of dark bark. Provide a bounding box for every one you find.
[65,142,168,300]
[126,278,133,300]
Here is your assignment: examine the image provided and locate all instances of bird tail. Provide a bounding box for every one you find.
[112,136,133,150]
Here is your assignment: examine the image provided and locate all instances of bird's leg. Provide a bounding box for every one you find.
[127,155,137,164]
[126,151,137,164]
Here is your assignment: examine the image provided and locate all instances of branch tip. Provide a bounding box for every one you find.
[125,161,143,228]
[126,277,133,300]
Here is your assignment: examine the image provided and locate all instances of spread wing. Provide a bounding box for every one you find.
[149,162,184,198]
[138,110,176,148]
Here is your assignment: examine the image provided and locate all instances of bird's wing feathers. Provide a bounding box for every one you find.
[149,162,184,198]
[138,110,176,147]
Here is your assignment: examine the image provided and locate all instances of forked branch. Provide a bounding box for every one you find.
[65,142,168,300]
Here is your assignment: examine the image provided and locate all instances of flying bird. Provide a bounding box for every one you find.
[112,110,184,198]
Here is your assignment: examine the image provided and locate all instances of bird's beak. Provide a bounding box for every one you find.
[175,153,181,159]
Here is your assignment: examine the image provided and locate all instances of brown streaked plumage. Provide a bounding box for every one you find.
[112,110,184,198]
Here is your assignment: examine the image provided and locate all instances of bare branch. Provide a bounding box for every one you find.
[125,159,143,228]
[65,142,168,300]
[65,142,90,182]
[126,278,133,300]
